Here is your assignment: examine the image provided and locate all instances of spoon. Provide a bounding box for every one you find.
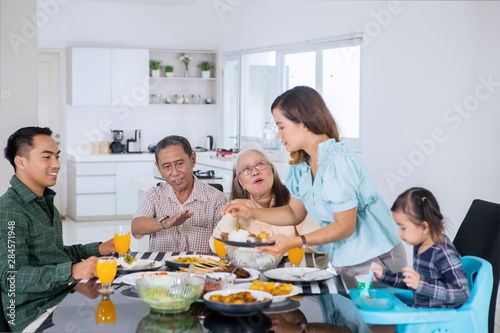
[361,265,376,298]
[187,263,195,278]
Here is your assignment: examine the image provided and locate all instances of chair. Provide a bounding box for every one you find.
[453,199,500,333]
[352,256,493,333]
[208,183,223,192]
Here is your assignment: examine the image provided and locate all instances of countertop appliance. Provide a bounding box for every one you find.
[127,129,143,153]
[110,130,125,154]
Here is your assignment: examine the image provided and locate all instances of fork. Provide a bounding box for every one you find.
[361,265,376,298]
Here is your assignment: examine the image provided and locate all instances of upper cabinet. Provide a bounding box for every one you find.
[148,50,218,106]
[67,47,149,106]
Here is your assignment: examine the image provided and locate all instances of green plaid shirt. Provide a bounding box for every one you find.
[0,176,101,332]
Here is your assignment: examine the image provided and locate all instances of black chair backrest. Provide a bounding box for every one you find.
[453,199,500,333]
[208,183,223,192]
[0,294,11,332]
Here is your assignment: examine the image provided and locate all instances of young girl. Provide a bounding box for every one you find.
[370,187,470,308]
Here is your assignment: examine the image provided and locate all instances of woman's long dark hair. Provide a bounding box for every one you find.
[230,148,290,207]
[271,86,340,165]
[391,187,445,243]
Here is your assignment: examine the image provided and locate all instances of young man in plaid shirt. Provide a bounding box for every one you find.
[0,127,117,331]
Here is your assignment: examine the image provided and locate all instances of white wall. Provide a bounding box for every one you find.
[36,1,500,260]
[0,0,39,190]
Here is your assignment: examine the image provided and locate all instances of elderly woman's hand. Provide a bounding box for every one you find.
[256,235,298,258]
[222,202,254,219]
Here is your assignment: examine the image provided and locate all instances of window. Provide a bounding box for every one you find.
[223,35,361,151]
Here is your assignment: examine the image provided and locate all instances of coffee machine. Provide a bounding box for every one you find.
[127,130,143,153]
[110,130,125,153]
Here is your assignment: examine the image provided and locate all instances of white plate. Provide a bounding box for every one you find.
[116,260,163,274]
[120,271,171,286]
[225,282,301,303]
[235,268,260,283]
[264,267,334,283]
[203,289,273,316]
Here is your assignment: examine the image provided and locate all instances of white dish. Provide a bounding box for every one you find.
[203,289,273,316]
[117,260,163,273]
[121,271,172,286]
[264,267,334,283]
[225,282,301,303]
[235,268,260,283]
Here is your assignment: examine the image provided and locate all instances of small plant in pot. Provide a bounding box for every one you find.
[198,61,213,79]
[165,65,174,78]
[150,60,162,78]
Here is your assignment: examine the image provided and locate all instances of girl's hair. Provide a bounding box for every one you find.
[271,86,340,165]
[230,148,290,207]
[391,187,445,243]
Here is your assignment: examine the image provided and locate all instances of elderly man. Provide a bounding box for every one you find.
[0,127,117,332]
[131,135,227,253]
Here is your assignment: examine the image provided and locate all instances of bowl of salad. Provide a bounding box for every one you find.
[136,274,205,314]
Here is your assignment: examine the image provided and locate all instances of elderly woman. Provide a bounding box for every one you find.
[209,148,320,252]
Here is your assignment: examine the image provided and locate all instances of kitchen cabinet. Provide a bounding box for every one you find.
[67,47,149,106]
[148,50,218,105]
[67,158,154,221]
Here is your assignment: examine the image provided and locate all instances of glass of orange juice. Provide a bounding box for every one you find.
[97,256,117,294]
[114,225,131,258]
[287,247,305,267]
[214,238,227,257]
[96,295,116,324]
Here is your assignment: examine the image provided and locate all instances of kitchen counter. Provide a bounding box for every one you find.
[67,152,156,163]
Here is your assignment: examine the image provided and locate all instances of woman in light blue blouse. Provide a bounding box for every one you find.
[223,86,406,288]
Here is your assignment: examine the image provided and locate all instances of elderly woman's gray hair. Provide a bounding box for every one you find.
[230,148,290,207]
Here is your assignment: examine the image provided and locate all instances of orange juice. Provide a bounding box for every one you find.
[214,238,227,257]
[96,297,116,324]
[114,232,130,256]
[287,247,304,266]
[97,259,117,285]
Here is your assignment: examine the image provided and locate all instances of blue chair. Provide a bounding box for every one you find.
[351,256,493,333]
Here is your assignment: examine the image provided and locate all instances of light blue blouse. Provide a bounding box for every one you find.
[286,139,400,267]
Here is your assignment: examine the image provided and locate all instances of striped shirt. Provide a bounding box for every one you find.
[379,236,470,308]
[133,176,227,253]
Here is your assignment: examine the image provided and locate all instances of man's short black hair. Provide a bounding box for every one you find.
[4,126,53,170]
[154,135,193,163]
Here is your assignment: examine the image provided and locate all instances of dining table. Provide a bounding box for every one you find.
[31,251,371,333]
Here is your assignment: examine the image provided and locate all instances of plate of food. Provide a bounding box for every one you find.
[117,254,163,274]
[176,263,260,283]
[203,289,273,316]
[225,280,301,303]
[121,271,171,286]
[214,230,275,248]
[165,255,221,271]
[264,267,335,283]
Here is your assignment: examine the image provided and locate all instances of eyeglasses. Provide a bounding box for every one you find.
[238,162,271,176]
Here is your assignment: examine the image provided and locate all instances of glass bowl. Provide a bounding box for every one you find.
[136,274,205,314]
[225,246,281,272]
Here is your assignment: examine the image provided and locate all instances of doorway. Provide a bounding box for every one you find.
[38,51,66,214]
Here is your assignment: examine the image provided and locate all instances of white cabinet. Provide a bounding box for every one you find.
[148,50,218,105]
[67,47,149,106]
[67,159,154,221]
[115,162,153,215]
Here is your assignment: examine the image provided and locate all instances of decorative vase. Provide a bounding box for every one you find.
[202,71,210,79]
[151,69,160,78]
[184,70,189,78]
[166,72,174,78]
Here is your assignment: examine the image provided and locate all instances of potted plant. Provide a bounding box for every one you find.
[165,65,174,78]
[198,61,213,79]
[150,60,162,78]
